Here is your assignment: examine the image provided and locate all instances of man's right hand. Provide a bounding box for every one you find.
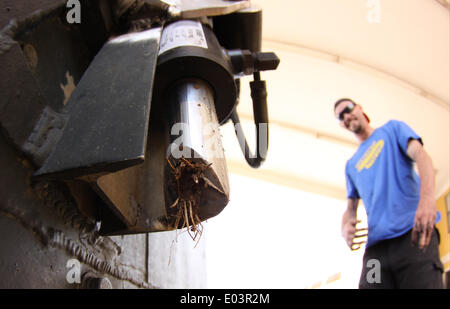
[342,219,368,251]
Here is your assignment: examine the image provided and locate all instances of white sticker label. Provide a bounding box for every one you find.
[158,20,208,55]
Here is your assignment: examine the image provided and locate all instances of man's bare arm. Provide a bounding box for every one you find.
[406,139,437,249]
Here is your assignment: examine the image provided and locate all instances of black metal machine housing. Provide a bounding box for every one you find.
[4,0,280,236]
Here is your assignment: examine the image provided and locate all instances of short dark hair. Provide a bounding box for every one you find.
[334,98,355,111]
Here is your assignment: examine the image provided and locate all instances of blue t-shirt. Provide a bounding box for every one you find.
[345,120,440,247]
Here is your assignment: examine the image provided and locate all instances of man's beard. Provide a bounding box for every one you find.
[352,123,363,134]
[347,119,362,134]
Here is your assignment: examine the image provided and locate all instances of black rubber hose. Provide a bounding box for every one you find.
[231,72,269,168]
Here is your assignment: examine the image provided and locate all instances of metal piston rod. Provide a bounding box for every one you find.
[165,79,230,227]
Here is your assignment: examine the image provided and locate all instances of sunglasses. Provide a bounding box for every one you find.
[336,102,356,121]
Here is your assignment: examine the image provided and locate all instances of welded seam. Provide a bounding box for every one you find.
[0,206,156,289]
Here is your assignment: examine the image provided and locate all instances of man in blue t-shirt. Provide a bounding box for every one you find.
[334,98,443,289]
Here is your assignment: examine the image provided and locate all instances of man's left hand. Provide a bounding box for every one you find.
[412,195,437,249]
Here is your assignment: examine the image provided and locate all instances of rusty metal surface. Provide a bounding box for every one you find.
[0,41,49,153]
[0,0,154,288]
[0,0,65,30]
[0,132,154,288]
[16,15,92,113]
[0,1,105,167]
[0,0,211,288]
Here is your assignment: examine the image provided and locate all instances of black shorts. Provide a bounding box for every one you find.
[359,228,444,289]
